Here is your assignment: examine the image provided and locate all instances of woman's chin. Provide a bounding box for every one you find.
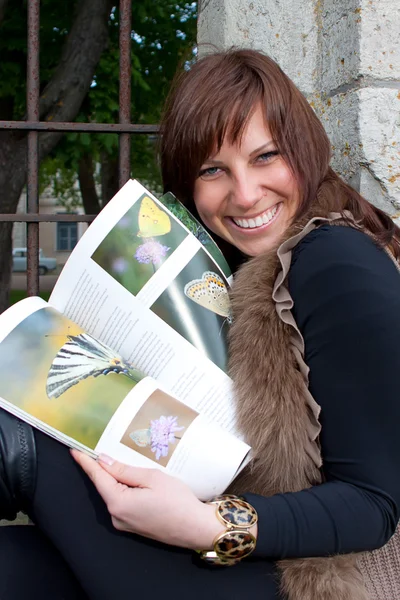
[227,225,284,257]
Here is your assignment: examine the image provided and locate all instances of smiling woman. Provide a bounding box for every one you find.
[2,48,400,600]
[160,51,333,243]
[193,105,300,256]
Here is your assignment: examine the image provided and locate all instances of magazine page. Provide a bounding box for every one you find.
[96,376,249,499]
[158,191,232,282]
[48,180,241,436]
[50,258,238,434]
[0,298,249,499]
[50,180,232,372]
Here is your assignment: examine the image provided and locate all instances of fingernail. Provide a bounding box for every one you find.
[98,454,114,466]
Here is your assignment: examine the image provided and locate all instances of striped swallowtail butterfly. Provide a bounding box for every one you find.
[46,333,142,399]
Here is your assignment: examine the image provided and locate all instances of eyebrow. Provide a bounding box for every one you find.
[249,141,275,157]
[203,141,275,166]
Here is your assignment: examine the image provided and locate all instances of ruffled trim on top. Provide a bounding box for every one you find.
[271,212,352,469]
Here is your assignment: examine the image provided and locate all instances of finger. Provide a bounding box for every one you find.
[111,515,130,532]
[97,454,156,488]
[71,450,122,504]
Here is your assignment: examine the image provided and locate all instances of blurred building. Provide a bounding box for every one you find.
[13,188,88,269]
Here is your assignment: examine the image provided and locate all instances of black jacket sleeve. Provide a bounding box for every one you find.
[242,225,400,559]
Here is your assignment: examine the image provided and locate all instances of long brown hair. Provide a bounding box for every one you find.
[160,49,400,258]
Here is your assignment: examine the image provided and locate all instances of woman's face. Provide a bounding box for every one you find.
[193,105,301,256]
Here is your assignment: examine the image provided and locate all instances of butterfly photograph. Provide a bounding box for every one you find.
[120,388,197,468]
[46,332,143,399]
[184,271,232,325]
[137,195,171,238]
[0,306,141,450]
[91,192,188,297]
[150,250,231,373]
[128,414,184,461]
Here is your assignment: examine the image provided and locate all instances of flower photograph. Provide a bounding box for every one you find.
[120,388,198,467]
[91,193,188,297]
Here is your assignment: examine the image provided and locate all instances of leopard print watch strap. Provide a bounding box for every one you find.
[197,495,258,566]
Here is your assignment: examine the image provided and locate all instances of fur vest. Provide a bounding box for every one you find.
[228,210,400,600]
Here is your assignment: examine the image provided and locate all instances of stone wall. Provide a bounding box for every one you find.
[198,0,400,215]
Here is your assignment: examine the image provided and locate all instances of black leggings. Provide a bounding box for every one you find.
[1,429,281,600]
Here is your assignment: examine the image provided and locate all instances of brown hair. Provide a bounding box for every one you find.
[160,49,400,258]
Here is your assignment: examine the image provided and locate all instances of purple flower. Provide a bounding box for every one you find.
[149,415,184,461]
[112,257,129,274]
[117,216,131,229]
[134,240,170,266]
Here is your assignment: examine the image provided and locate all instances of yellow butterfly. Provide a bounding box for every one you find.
[138,196,171,238]
[184,271,232,322]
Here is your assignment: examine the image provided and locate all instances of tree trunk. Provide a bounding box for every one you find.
[0,0,113,313]
[0,0,10,27]
[78,154,101,215]
[101,154,119,207]
[0,132,31,311]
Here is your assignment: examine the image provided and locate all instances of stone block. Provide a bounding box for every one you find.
[319,0,361,92]
[310,88,361,180]
[360,0,400,79]
[359,87,400,207]
[198,0,319,95]
[197,0,227,55]
[312,86,400,211]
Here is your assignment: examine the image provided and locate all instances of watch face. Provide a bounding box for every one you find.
[214,530,256,561]
[199,497,258,565]
[217,498,258,528]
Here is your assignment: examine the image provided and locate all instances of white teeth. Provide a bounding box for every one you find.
[233,204,279,229]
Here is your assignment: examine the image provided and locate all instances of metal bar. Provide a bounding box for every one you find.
[119,0,132,187]
[0,214,96,223]
[1,1,161,303]
[26,0,40,296]
[0,121,159,133]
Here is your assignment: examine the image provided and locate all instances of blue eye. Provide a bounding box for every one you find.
[198,166,221,178]
[256,151,279,163]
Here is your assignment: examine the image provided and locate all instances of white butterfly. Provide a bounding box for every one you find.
[184,271,232,322]
[129,428,151,448]
[46,333,142,399]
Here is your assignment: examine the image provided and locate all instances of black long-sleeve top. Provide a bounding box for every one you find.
[242,225,400,559]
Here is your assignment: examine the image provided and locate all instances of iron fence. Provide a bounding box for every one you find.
[0,0,158,297]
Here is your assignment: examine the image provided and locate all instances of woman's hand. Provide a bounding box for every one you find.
[71,450,221,550]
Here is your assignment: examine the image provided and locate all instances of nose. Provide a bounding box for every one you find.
[230,171,263,210]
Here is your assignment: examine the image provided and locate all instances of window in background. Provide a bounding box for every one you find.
[57,221,78,251]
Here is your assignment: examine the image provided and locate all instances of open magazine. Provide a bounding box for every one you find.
[0,180,249,500]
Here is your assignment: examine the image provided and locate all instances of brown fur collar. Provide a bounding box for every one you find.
[228,210,370,600]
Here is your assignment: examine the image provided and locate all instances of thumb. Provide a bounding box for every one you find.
[71,450,122,505]
[97,454,154,488]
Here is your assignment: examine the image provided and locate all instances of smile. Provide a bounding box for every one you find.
[232,203,281,229]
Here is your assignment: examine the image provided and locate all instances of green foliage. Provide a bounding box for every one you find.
[0,1,197,205]
[9,290,51,306]
[131,136,163,196]
[0,1,78,117]
[39,156,81,212]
